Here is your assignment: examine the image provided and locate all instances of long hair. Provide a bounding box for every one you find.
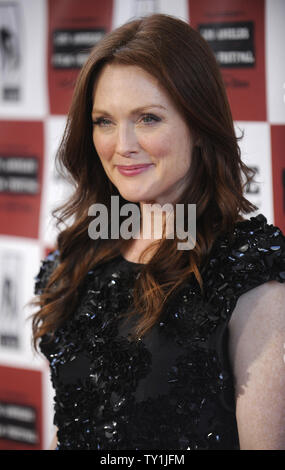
[31,14,256,349]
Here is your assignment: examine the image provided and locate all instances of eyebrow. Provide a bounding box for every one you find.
[91,104,167,117]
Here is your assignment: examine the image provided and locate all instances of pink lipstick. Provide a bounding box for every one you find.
[116,163,154,176]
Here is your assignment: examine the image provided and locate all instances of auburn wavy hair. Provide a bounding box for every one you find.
[31,14,256,350]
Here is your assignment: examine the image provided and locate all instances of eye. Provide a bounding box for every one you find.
[140,114,161,125]
[93,117,112,127]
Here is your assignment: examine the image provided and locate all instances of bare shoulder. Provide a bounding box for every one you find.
[229,280,285,348]
[228,281,285,449]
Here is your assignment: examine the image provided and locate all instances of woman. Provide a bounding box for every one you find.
[32,14,285,450]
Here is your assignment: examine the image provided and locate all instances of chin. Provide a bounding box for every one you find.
[119,192,145,203]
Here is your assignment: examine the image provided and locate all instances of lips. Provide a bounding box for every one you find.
[116,163,154,176]
[116,164,153,169]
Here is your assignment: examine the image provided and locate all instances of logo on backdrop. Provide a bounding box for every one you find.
[198,21,255,69]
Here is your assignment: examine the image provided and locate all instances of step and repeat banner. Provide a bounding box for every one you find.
[0,0,284,450]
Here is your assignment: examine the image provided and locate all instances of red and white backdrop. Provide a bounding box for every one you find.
[0,0,284,450]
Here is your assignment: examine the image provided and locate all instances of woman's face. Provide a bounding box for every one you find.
[92,63,193,205]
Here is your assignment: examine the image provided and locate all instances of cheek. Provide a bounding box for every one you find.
[93,132,115,162]
[140,130,192,173]
[139,133,172,159]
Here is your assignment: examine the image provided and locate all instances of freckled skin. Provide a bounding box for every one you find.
[92,64,194,206]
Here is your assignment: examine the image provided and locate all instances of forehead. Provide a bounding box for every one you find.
[92,63,171,109]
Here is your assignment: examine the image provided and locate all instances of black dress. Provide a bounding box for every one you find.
[34,214,285,450]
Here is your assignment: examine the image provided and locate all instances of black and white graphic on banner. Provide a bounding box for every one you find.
[52,29,105,69]
[0,2,23,102]
[0,251,22,349]
[0,402,38,444]
[0,156,39,195]
[198,21,255,68]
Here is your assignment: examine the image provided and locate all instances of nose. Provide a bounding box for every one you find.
[115,122,139,157]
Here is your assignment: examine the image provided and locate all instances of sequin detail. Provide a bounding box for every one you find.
[35,214,285,450]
